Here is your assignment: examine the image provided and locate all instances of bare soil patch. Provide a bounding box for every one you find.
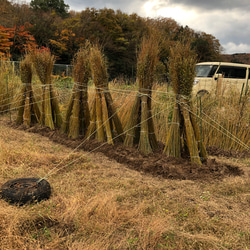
[0,118,249,250]
[7,121,246,182]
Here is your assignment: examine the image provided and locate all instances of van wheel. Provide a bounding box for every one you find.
[0,178,51,205]
[197,90,209,97]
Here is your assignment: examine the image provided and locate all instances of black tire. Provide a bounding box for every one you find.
[197,90,209,97]
[0,178,51,205]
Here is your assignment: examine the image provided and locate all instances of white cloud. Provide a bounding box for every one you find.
[143,0,158,16]
[157,6,197,21]
[141,1,197,21]
[223,42,250,55]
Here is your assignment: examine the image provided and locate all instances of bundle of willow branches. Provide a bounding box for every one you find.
[16,54,40,127]
[30,49,62,129]
[164,40,207,165]
[124,35,159,154]
[85,44,124,144]
[62,45,91,138]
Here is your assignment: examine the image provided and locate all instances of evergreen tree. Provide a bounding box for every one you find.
[30,0,69,18]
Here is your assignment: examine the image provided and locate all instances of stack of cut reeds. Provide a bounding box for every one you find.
[62,46,91,138]
[30,49,62,130]
[164,41,207,165]
[85,44,124,144]
[124,35,159,154]
[16,54,40,127]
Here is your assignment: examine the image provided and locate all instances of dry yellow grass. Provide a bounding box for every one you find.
[192,89,249,152]
[0,59,21,114]
[0,116,249,249]
[0,66,249,249]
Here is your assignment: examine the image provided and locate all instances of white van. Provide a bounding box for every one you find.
[193,62,250,95]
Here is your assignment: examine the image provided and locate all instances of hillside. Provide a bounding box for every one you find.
[221,53,250,65]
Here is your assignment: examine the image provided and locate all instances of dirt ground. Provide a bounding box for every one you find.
[0,118,250,249]
[6,120,249,182]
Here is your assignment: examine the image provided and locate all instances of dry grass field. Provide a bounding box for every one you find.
[0,59,249,249]
[0,112,249,249]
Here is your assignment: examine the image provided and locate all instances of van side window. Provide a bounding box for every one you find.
[208,65,218,77]
[217,66,246,79]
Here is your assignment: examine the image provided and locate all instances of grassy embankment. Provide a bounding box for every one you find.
[0,120,249,249]
[0,62,249,249]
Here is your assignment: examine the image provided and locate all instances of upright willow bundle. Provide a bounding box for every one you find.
[62,46,91,138]
[85,44,124,144]
[124,35,159,154]
[30,48,62,130]
[164,41,207,165]
[16,54,40,127]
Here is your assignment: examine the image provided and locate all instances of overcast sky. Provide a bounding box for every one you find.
[27,0,250,54]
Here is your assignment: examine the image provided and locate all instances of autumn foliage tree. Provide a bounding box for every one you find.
[0,26,13,58]
[0,23,37,60]
[191,32,221,61]
[0,0,14,27]
[1,1,223,78]
[49,29,78,63]
[9,24,37,60]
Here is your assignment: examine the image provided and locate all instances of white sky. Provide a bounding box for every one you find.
[25,0,250,54]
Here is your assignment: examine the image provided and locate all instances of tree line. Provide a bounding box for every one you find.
[0,0,222,79]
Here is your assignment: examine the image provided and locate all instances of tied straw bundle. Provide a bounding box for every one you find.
[85,44,124,144]
[16,54,40,127]
[62,45,91,138]
[164,40,207,165]
[30,48,62,130]
[124,34,159,154]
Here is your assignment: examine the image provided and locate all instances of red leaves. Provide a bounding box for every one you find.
[9,25,37,52]
[0,25,13,58]
[37,46,50,52]
[0,24,37,58]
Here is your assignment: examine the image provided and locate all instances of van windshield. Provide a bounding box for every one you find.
[195,65,218,77]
